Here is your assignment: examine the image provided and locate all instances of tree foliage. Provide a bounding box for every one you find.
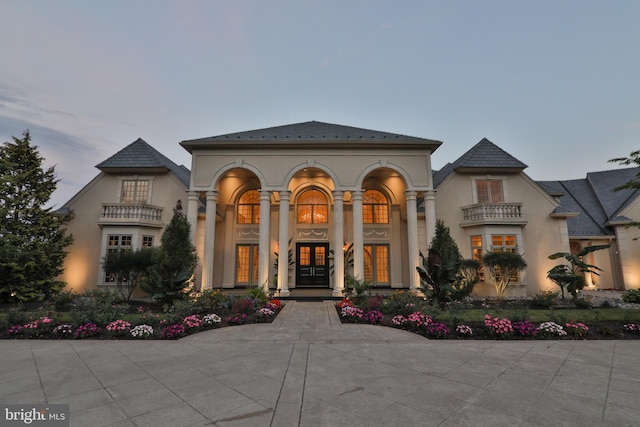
[103,248,155,301]
[140,209,197,308]
[0,131,73,302]
[417,220,479,305]
[608,151,640,231]
[482,251,527,300]
[547,244,610,299]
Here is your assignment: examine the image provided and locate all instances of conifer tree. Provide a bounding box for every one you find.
[0,131,73,302]
[140,208,197,308]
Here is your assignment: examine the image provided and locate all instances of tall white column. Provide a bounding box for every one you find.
[186,191,199,245]
[202,191,218,290]
[277,191,291,297]
[258,190,271,294]
[424,189,436,249]
[351,190,364,281]
[405,190,420,291]
[332,191,345,297]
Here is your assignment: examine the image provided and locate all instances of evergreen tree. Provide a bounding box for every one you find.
[417,220,479,305]
[140,209,197,308]
[0,131,73,302]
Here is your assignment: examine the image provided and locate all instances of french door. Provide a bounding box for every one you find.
[296,243,329,287]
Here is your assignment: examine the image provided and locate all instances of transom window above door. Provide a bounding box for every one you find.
[363,189,389,224]
[297,189,328,224]
[237,190,260,224]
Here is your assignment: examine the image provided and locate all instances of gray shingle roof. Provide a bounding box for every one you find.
[537,167,640,237]
[433,138,527,187]
[452,138,528,170]
[96,138,190,187]
[181,121,442,151]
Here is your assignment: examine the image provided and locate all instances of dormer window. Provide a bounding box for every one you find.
[121,180,149,203]
[475,179,503,204]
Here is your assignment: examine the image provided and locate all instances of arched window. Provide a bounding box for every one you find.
[237,190,260,224]
[297,189,328,224]
[363,190,389,224]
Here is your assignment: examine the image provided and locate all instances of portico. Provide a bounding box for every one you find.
[180,121,441,296]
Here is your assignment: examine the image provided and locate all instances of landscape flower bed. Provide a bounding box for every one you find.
[0,289,283,340]
[336,291,640,340]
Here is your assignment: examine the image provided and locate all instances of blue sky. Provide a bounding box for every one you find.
[1,1,639,208]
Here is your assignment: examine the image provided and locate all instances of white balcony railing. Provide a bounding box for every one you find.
[100,203,163,225]
[461,203,524,224]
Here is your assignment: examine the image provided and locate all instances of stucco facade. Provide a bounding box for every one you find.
[181,122,441,296]
[58,122,640,297]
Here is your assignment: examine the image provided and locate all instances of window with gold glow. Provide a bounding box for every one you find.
[363,190,389,224]
[297,189,328,224]
[236,244,259,285]
[237,190,260,224]
[364,244,389,285]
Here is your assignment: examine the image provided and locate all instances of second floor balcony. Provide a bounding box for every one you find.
[461,202,527,227]
[98,203,164,227]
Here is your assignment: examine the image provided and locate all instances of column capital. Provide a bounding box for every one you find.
[404,190,418,201]
[332,190,345,200]
[187,190,200,199]
[259,190,272,200]
[206,190,219,201]
[279,190,291,201]
[351,189,363,201]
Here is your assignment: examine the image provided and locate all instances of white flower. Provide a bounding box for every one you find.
[537,321,567,336]
[131,324,154,338]
[202,313,222,325]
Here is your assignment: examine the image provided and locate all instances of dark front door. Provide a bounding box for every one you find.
[296,243,329,287]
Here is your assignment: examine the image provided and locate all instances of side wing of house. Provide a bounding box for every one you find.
[58,139,189,293]
[434,139,573,297]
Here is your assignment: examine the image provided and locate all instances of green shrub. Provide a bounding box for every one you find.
[379,291,423,315]
[49,290,77,311]
[531,291,560,309]
[573,297,593,309]
[167,299,198,321]
[243,286,269,304]
[621,289,640,304]
[195,289,229,310]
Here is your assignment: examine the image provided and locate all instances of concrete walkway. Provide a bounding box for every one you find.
[1,301,639,426]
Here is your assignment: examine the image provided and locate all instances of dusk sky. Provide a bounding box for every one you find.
[1,1,639,208]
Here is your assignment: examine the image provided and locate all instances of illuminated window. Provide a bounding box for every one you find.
[105,235,132,283]
[236,244,259,285]
[121,180,149,203]
[471,235,484,281]
[364,244,389,285]
[237,190,260,224]
[363,190,389,224]
[491,234,520,281]
[476,179,503,204]
[297,189,328,224]
[492,235,516,253]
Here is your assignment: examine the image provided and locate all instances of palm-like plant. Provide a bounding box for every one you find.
[547,245,610,299]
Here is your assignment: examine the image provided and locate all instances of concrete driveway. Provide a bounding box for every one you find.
[1,301,639,426]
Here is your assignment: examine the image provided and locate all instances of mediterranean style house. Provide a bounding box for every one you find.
[58,121,640,297]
